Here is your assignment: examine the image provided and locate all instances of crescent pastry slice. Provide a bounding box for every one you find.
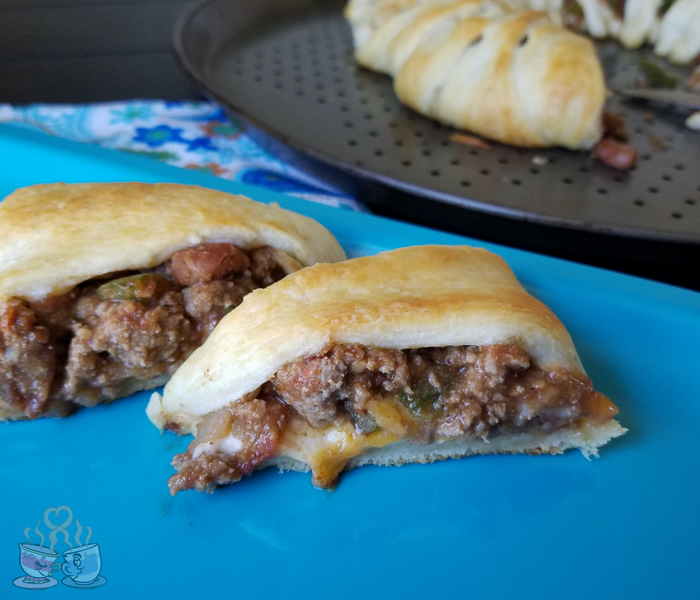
[654,0,700,63]
[0,183,345,421]
[346,0,606,149]
[618,0,663,48]
[148,245,626,494]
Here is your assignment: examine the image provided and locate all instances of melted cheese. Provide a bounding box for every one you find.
[279,405,411,488]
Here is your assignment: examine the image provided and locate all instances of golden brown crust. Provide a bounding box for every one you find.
[0,183,346,303]
[346,0,605,149]
[148,245,585,433]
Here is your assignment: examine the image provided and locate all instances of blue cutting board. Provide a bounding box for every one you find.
[1,124,699,599]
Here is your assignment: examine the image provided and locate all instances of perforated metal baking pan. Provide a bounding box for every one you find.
[174,0,700,241]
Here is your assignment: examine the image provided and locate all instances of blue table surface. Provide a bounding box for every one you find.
[1,124,699,599]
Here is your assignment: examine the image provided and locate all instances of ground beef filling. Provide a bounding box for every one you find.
[169,343,618,493]
[0,243,292,418]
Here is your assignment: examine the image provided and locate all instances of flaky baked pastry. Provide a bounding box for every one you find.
[148,245,625,493]
[0,182,345,420]
[345,0,606,149]
[562,0,700,62]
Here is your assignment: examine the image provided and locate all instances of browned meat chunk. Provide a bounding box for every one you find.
[593,138,637,171]
[62,291,194,406]
[171,243,250,286]
[171,342,619,493]
[168,398,287,494]
[0,300,56,418]
[271,343,613,441]
[1,243,291,419]
[183,278,257,339]
[249,246,287,287]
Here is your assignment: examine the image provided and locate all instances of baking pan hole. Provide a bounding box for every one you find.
[422,150,432,156]
[530,168,539,174]
[348,140,357,146]
[365,113,373,120]
[355,159,363,167]
[359,98,368,104]
[344,121,353,128]
[340,105,349,112]
[294,75,303,83]
[338,90,346,97]
[613,174,624,182]
[295,90,304,97]
[512,179,522,185]
[598,188,608,195]
[480,169,490,175]
[451,159,460,165]
[469,149,479,156]
[674,164,684,170]
[662,174,672,181]
[499,158,509,164]
[648,186,659,193]
[634,199,645,206]
[672,212,683,219]
[441,140,449,147]
[369,131,378,137]
[414,131,423,137]
[395,140,404,147]
[431,170,441,176]
[461,180,471,187]
[384,105,392,112]
[402,160,412,166]
[389,122,398,128]
[563,178,573,184]
[579,165,589,173]
[317,97,327,104]
[375,150,384,156]
[642,154,652,161]
[635,127,644,134]
[254,76,263,82]
[685,199,696,205]
[316,83,325,90]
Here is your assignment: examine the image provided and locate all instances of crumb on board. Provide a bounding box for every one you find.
[449,133,490,149]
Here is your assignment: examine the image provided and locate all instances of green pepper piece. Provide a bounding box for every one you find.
[639,59,679,89]
[224,304,236,315]
[398,389,442,420]
[348,408,379,434]
[96,273,169,304]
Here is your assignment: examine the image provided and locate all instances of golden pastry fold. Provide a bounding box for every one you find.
[149,245,625,493]
[346,0,606,149]
[0,182,345,420]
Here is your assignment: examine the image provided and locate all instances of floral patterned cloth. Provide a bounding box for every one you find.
[0,101,364,211]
